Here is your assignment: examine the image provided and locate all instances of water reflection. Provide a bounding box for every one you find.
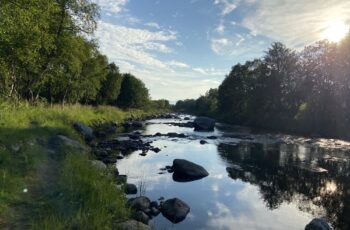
[115,118,350,229]
[218,142,350,229]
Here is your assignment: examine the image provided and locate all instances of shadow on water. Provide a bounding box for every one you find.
[218,142,350,230]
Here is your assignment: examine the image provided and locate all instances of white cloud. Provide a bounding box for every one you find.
[167,61,189,68]
[192,67,226,76]
[240,0,350,47]
[145,22,161,29]
[211,38,231,55]
[95,21,227,100]
[210,33,267,59]
[214,0,240,16]
[96,21,176,70]
[216,22,225,34]
[93,0,128,13]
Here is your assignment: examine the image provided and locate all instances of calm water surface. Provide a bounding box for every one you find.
[117,116,350,230]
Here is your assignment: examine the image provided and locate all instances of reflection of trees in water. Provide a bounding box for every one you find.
[218,143,350,230]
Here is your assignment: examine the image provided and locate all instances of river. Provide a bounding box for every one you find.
[116,115,350,230]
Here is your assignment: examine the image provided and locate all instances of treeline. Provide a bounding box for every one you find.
[0,0,170,111]
[175,34,350,139]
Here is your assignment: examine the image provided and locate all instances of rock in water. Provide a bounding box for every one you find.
[124,183,138,195]
[193,117,215,131]
[161,198,190,223]
[132,211,149,225]
[305,218,331,230]
[128,196,151,211]
[115,220,150,230]
[200,140,208,145]
[172,159,209,182]
[73,122,94,142]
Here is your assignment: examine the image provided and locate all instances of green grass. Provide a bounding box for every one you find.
[0,100,152,229]
[31,152,129,230]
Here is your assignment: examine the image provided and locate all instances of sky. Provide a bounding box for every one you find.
[93,0,350,102]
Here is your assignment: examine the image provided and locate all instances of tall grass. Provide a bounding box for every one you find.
[0,100,149,229]
[31,153,129,229]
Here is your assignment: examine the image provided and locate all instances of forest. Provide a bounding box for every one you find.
[0,0,170,111]
[175,37,350,139]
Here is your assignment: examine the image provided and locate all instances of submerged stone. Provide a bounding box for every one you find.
[172,159,209,182]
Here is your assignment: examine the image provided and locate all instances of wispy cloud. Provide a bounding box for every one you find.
[145,22,161,29]
[192,67,227,76]
[167,61,189,68]
[213,0,240,16]
[240,0,350,47]
[96,21,176,70]
[93,0,129,13]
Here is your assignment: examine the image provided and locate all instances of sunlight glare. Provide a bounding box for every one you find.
[322,20,349,43]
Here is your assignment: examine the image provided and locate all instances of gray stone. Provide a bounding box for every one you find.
[128,196,151,211]
[172,159,209,182]
[73,122,94,142]
[150,201,159,209]
[90,160,107,171]
[125,183,138,194]
[116,154,124,160]
[132,211,149,225]
[193,117,215,132]
[200,140,208,145]
[116,175,127,184]
[305,218,331,230]
[150,207,160,216]
[161,198,190,224]
[115,220,150,230]
[52,135,88,152]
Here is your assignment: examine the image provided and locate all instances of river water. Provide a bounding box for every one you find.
[116,115,350,230]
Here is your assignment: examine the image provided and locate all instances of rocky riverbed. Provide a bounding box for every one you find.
[69,114,350,229]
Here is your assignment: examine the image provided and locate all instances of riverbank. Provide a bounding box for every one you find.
[0,100,162,229]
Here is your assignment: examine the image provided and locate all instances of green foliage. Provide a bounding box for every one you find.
[0,0,155,110]
[0,100,148,228]
[117,74,150,109]
[149,99,171,111]
[178,33,350,139]
[97,63,123,105]
[32,153,129,229]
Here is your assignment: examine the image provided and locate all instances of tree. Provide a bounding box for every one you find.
[0,0,56,99]
[117,74,150,108]
[97,63,123,105]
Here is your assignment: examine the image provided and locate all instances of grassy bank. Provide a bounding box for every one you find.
[0,100,152,229]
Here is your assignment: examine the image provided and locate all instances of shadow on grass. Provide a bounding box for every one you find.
[0,126,129,229]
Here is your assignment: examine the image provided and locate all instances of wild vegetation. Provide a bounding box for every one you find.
[0,0,170,111]
[175,34,350,139]
[0,100,153,228]
[0,0,171,228]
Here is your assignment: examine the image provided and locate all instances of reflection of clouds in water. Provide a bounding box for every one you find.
[205,184,313,230]
[211,173,225,179]
[211,184,219,192]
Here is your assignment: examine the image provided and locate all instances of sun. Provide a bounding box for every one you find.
[322,20,349,43]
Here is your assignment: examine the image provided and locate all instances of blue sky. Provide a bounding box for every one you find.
[93,0,350,102]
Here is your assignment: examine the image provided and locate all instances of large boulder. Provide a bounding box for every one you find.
[305,218,331,230]
[132,211,149,225]
[161,198,190,223]
[50,135,88,152]
[115,220,150,230]
[128,196,151,211]
[124,183,138,195]
[73,122,94,142]
[193,117,215,132]
[172,159,209,182]
[90,160,107,171]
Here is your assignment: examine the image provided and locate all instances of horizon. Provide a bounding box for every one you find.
[93,0,350,101]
